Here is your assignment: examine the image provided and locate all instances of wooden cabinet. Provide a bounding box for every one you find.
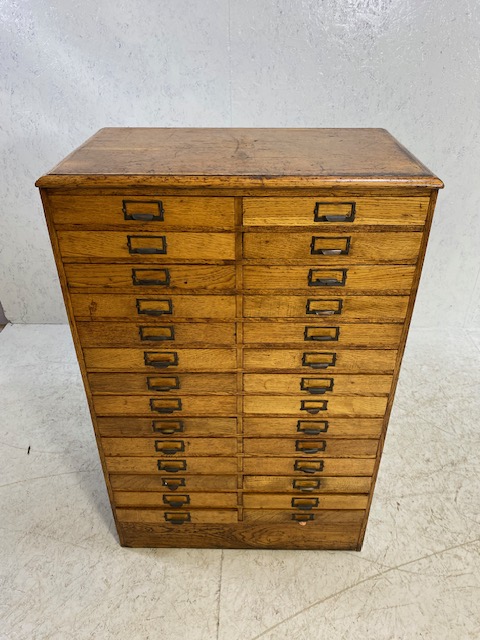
[36,127,442,550]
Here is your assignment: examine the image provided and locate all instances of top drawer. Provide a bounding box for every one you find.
[243,197,429,227]
[49,195,235,229]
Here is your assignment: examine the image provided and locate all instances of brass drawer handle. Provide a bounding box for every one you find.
[164,512,191,525]
[292,513,315,522]
[300,400,327,415]
[157,460,187,473]
[150,398,183,414]
[163,494,190,508]
[152,419,184,435]
[123,199,164,221]
[127,235,167,255]
[308,269,347,287]
[305,299,343,316]
[291,497,319,510]
[161,477,186,491]
[313,202,355,223]
[296,440,327,454]
[155,440,185,455]
[302,352,336,370]
[132,268,170,286]
[136,299,173,316]
[300,377,334,394]
[140,326,175,342]
[304,327,340,342]
[296,420,329,435]
[144,351,178,368]
[310,236,351,256]
[148,376,180,392]
[293,479,321,492]
[294,460,324,474]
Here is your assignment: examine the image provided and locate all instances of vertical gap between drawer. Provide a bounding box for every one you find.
[234,196,244,520]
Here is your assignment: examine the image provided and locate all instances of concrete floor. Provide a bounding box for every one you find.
[0,324,479,640]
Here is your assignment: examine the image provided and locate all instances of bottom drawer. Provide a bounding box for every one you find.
[243,475,372,493]
[243,494,369,510]
[116,508,239,525]
[114,491,237,509]
[243,457,375,476]
[106,456,238,474]
[243,509,365,525]
[110,474,237,492]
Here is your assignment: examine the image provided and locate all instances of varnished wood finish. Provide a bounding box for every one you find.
[38,127,441,550]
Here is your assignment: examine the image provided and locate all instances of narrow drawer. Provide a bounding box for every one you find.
[242,197,429,226]
[79,323,236,347]
[57,231,235,261]
[106,456,238,474]
[243,231,422,263]
[102,437,238,457]
[50,195,235,228]
[243,475,372,494]
[242,457,375,476]
[244,295,409,321]
[89,372,237,394]
[93,394,237,416]
[96,416,237,437]
[83,348,237,371]
[243,417,383,438]
[243,349,397,373]
[243,265,415,292]
[65,264,236,290]
[243,395,387,417]
[243,373,392,395]
[114,491,238,509]
[71,294,236,321]
[116,508,239,525]
[243,322,402,347]
[243,438,378,457]
[243,509,365,525]
[110,474,238,492]
[243,494,369,510]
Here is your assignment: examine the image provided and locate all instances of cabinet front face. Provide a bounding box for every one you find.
[38,128,441,550]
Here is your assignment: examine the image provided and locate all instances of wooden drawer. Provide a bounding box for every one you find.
[106,456,238,474]
[243,322,402,347]
[243,349,397,373]
[83,348,237,371]
[93,394,237,416]
[89,372,237,395]
[243,438,378,457]
[243,265,415,292]
[242,457,375,476]
[96,416,237,437]
[243,395,387,417]
[242,197,429,227]
[243,373,392,395]
[50,195,235,228]
[65,264,236,290]
[57,231,235,261]
[243,509,365,525]
[102,437,238,457]
[71,294,236,321]
[243,493,369,510]
[116,508,239,525]
[243,231,422,264]
[114,491,238,509]
[244,295,409,321]
[243,475,372,494]
[243,417,383,438]
[110,474,238,492]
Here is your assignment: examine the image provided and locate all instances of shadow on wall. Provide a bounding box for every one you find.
[0,301,9,325]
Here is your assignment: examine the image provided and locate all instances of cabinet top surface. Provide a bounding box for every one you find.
[36,127,443,189]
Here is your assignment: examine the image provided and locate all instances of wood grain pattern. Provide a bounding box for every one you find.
[243,475,372,493]
[243,349,397,373]
[114,491,238,509]
[96,416,238,437]
[243,373,392,395]
[243,438,379,457]
[243,494,369,510]
[83,348,237,371]
[242,457,375,476]
[110,474,238,492]
[89,372,237,394]
[93,394,238,416]
[243,417,383,438]
[242,395,388,416]
[105,456,238,474]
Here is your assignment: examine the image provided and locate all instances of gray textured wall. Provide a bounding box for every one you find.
[1,0,479,325]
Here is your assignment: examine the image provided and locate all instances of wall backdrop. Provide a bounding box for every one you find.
[1,0,479,326]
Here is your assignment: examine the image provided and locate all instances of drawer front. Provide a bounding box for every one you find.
[116,508,239,525]
[243,438,378,457]
[110,474,238,492]
[57,231,235,261]
[243,373,392,395]
[244,295,409,321]
[106,456,238,474]
[242,197,430,227]
[96,416,237,437]
[243,232,422,263]
[243,349,397,373]
[243,265,415,292]
[242,457,375,476]
[243,509,365,525]
[243,494,369,510]
[243,395,387,417]
[50,195,235,228]
[93,394,237,416]
[83,348,237,371]
[243,322,402,347]
[243,475,372,494]
[65,264,236,290]
[114,491,238,509]
[89,372,237,394]
[243,417,383,438]
[102,437,238,457]
[71,294,236,320]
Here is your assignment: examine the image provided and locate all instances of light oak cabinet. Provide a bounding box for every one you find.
[37,128,442,550]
